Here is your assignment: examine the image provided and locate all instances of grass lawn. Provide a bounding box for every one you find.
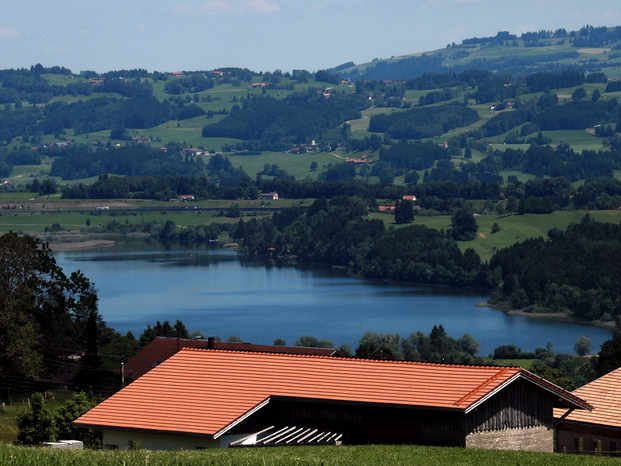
[493,359,536,370]
[40,74,83,86]
[371,210,621,261]
[7,163,52,185]
[228,151,340,179]
[541,130,605,152]
[499,170,537,183]
[348,106,405,138]
[436,104,497,141]
[0,210,266,233]
[0,443,617,465]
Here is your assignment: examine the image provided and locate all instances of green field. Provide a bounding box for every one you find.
[228,151,340,179]
[0,443,617,465]
[541,130,606,152]
[493,359,536,370]
[371,210,621,260]
[0,211,243,233]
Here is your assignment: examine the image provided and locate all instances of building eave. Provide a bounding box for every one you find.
[465,371,592,414]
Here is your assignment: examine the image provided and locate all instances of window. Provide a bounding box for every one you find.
[574,437,584,452]
[593,439,602,454]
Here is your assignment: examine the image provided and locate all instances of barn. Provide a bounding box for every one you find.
[74,349,590,451]
[124,336,336,381]
[555,367,621,455]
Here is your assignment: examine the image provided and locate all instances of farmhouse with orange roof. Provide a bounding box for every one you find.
[555,367,621,455]
[74,348,589,451]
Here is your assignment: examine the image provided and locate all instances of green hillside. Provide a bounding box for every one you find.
[331,26,621,80]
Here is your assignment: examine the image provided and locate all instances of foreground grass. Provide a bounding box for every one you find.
[0,444,617,466]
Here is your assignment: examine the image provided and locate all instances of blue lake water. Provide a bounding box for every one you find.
[56,248,612,355]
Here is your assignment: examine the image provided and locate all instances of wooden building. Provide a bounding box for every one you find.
[75,349,590,451]
[555,367,621,455]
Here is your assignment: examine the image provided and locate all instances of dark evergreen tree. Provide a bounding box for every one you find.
[394,199,414,224]
[451,207,478,241]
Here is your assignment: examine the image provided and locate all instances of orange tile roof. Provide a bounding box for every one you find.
[124,337,336,380]
[76,349,589,437]
[555,367,621,428]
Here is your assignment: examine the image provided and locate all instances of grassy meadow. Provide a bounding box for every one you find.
[0,443,618,466]
[228,151,340,179]
[371,210,621,260]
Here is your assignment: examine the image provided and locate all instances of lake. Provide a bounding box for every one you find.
[56,248,612,355]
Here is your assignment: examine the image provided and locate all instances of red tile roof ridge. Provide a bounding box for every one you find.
[178,347,520,370]
[454,367,517,407]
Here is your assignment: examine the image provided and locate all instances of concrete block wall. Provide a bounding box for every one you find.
[466,426,553,452]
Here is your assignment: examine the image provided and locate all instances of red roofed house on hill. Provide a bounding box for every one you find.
[75,349,590,451]
[124,337,336,381]
[260,192,279,201]
[555,367,621,455]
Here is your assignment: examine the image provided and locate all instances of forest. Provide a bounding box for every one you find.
[202,91,369,150]
[488,215,621,322]
[369,103,479,139]
[234,197,485,288]
[49,144,203,180]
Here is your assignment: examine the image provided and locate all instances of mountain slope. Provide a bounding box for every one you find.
[330,26,621,80]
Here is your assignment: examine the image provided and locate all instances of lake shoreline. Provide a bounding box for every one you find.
[476,301,616,330]
[55,247,613,354]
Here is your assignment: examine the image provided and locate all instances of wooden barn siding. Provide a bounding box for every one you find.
[466,379,554,433]
[230,399,467,446]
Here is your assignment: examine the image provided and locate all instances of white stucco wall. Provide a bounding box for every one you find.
[102,430,219,450]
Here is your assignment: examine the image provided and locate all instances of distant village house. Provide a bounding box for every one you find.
[260,192,279,201]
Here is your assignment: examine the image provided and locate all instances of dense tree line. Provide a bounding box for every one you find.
[50,144,203,180]
[256,178,500,204]
[423,158,503,185]
[574,178,621,210]
[202,91,369,150]
[478,91,618,139]
[0,96,203,144]
[570,25,621,47]
[379,142,449,170]
[234,197,486,288]
[418,88,455,106]
[525,70,585,92]
[0,233,102,380]
[496,144,621,180]
[164,75,215,94]
[488,216,621,323]
[369,103,478,139]
[0,69,154,105]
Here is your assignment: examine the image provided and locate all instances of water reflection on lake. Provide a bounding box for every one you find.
[56,248,612,355]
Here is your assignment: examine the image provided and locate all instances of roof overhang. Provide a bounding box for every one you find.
[72,422,215,439]
[214,397,271,439]
[464,371,592,414]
